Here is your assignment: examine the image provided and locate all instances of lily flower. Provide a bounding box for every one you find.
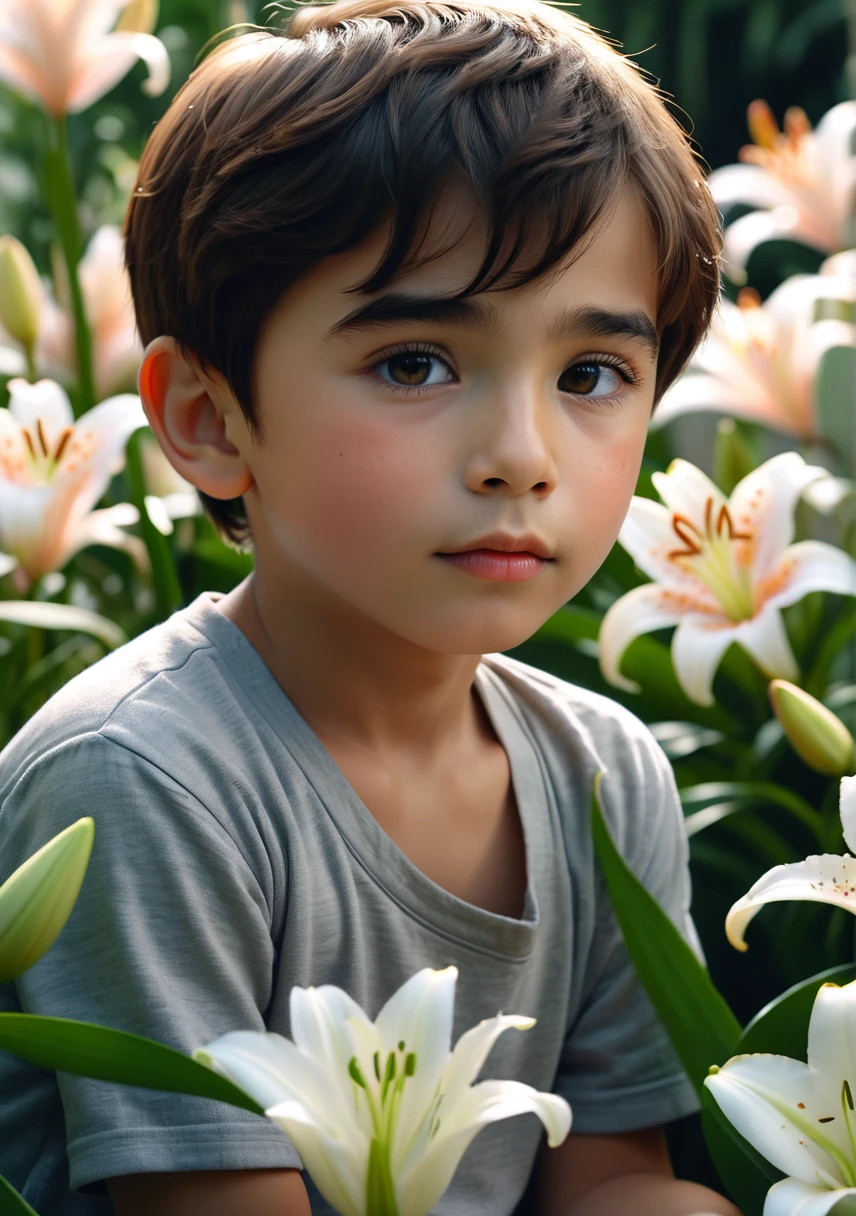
[598,452,856,708]
[726,776,856,952]
[650,264,856,442]
[194,966,571,1216]
[0,227,144,400]
[0,0,170,118]
[0,376,148,592]
[705,977,856,1216]
[707,99,856,284]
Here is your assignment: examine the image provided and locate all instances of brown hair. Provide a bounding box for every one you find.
[124,0,723,551]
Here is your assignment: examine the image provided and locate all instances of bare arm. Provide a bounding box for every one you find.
[106,1167,312,1216]
[533,1126,742,1216]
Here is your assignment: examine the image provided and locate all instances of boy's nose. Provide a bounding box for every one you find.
[463,388,559,497]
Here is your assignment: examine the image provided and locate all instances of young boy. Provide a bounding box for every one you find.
[0,1,740,1212]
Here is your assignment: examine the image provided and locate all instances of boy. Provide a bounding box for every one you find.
[0,0,740,1212]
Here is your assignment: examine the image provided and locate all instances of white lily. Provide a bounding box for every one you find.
[705,977,856,1215]
[598,452,856,707]
[0,376,148,594]
[707,100,856,285]
[650,263,856,442]
[725,776,856,952]
[194,966,571,1216]
[0,227,144,400]
[0,0,169,117]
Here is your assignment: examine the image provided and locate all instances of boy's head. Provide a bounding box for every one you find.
[127,0,722,657]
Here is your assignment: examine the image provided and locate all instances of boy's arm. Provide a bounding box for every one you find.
[533,1126,742,1216]
[106,1167,311,1215]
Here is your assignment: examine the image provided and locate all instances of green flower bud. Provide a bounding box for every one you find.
[768,680,856,777]
[713,417,757,498]
[0,235,42,352]
[0,818,95,982]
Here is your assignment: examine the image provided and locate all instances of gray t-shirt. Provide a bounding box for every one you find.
[0,590,700,1215]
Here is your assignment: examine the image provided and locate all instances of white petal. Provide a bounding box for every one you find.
[765,1178,856,1216]
[807,981,856,1115]
[264,1100,368,1216]
[705,1056,846,1188]
[194,1031,348,1141]
[598,583,692,695]
[7,377,74,440]
[651,371,798,434]
[0,598,124,647]
[375,967,457,1171]
[617,496,722,603]
[671,615,739,707]
[707,163,799,211]
[289,985,374,1119]
[729,453,833,582]
[53,393,147,519]
[651,458,727,521]
[66,30,170,113]
[802,476,854,516]
[60,503,149,576]
[726,855,856,952]
[721,208,834,284]
[730,603,799,682]
[398,1080,571,1216]
[841,778,856,854]
[759,542,856,614]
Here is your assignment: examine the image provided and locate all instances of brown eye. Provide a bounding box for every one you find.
[558,362,624,398]
[387,353,433,386]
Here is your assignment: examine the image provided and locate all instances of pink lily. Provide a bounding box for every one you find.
[707,100,856,285]
[0,0,170,117]
[0,376,148,592]
[650,259,856,441]
[598,452,856,707]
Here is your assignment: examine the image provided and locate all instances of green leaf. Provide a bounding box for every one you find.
[739,963,856,1058]
[0,1015,264,1117]
[815,345,856,471]
[680,782,824,846]
[590,772,741,1095]
[0,1174,39,1215]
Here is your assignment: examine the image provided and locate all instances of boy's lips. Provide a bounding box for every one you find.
[436,531,554,560]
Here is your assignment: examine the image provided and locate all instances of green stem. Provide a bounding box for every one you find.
[42,113,95,419]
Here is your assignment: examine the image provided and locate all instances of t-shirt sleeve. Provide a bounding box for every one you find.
[1,731,302,1195]
[552,716,702,1134]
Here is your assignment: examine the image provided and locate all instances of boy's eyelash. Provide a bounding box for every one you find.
[363,340,642,406]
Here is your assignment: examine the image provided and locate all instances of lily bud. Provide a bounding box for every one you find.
[713,417,757,497]
[114,0,158,34]
[0,235,42,352]
[768,679,855,776]
[0,818,95,982]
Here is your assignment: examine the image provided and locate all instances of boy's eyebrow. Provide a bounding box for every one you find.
[323,292,660,359]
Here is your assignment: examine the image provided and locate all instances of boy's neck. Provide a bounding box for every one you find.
[215,573,490,761]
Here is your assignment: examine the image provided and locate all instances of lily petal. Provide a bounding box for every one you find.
[707,162,800,212]
[598,582,693,695]
[264,1099,367,1216]
[651,371,794,433]
[728,453,832,582]
[650,458,728,522]
[616,496,722,605]
[194,1031,345,1140]
[840,777,856,854]
[671,615,740,707]
[806,982,856,1124]
[705,1055,846,1188]
[759,542,856,615]
[66,29,170,113]
[725,854,856,952]
[399,1079,571,1216]
[729,602,800,683]
[765,1178,856,1216]
[289,985,375,1123]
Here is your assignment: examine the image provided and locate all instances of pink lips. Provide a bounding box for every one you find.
[436,549,550,582]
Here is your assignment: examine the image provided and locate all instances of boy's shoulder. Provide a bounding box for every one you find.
[0,591,240,800]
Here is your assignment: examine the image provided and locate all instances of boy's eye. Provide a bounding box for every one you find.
[367,342,639,405]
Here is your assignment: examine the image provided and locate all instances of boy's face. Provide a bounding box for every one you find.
[216,179,659,656]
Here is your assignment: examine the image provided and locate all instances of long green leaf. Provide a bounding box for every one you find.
[0,1015,264,1116]
[739,964,856,1058]
[590,772,741,1095]
[0,1174,38,1215]
[680,782,824,846]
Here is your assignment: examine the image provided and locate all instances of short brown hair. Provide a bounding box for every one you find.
[124,0,723,551]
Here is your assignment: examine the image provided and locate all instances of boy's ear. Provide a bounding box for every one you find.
[137,336,254,501]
